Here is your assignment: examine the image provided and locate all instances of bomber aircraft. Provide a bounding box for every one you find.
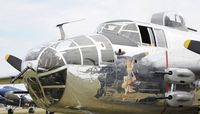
[1,11,200,114]
[0,86,34,114]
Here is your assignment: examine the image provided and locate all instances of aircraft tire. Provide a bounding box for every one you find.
[28,107,35,113]
[46,111,54,114]
[8,109,13,114]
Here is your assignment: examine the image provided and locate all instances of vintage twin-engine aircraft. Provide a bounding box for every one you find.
[1,12,200,114]
[0,86,34,114]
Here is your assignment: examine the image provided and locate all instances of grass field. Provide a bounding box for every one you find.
[0,107,199,114]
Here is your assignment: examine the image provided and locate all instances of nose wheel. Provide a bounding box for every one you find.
[28,107,35,113]
[8,109,13,114]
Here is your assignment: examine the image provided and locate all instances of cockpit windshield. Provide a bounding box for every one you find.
[102,24,121,33]
[96,21,140,47]
[25,47,46,61]
[25,43,55,61]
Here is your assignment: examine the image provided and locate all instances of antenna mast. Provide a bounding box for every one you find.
[56,19,85,40]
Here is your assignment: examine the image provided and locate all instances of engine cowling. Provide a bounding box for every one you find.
[164,68,195,84]
[165,91,194,107]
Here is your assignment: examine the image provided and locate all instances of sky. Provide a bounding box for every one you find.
[0,0,200,77]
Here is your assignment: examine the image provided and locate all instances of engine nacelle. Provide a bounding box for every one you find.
[164,68,195,84]
[165,91,194,107]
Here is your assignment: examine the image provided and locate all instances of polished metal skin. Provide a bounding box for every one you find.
[2,12,200,114]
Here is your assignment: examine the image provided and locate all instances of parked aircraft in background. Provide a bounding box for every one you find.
[1,11,200,114]
[0,86,35,114]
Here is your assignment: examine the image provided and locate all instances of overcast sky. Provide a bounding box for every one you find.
[0,0,200,76]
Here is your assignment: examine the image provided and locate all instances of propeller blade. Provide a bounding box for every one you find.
[5,54,22,71]
[184,40,200,54]
[13,91,29,94]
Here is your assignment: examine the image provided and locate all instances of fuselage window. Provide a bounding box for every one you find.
[148,28,156,46]
[81,47,99,65]
[154,29,167,48]
[119,31,140,44]
[72,36,94,46]
[39,69,66,86]
[138,25,155,46]
[44,88,64,104]
[90,35,114,63]
[55,40,76,50]
[62,49,81,65]
[122,23,138,31]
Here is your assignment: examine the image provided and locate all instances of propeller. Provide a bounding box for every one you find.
[184,39,200,54]
[5,54,34,83]
[5,54,22,71]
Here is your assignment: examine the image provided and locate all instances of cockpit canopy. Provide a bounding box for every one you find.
[96,20,140,47]
[151,12,188,31]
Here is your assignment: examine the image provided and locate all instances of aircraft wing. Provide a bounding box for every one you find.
[0,67,38,85]
[0,75,23,84]
[0,95,19,106]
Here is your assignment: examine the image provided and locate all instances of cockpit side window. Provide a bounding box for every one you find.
[81,47,99,65]
[62,49,81,65]
[91,35,114,63]
[97,22,140,47]
[119,31,140,44]
[72,36,94,46]
[122,23,138,31]
[55,40,76,50]
[138,25,156,46]
[154,28,167,48]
